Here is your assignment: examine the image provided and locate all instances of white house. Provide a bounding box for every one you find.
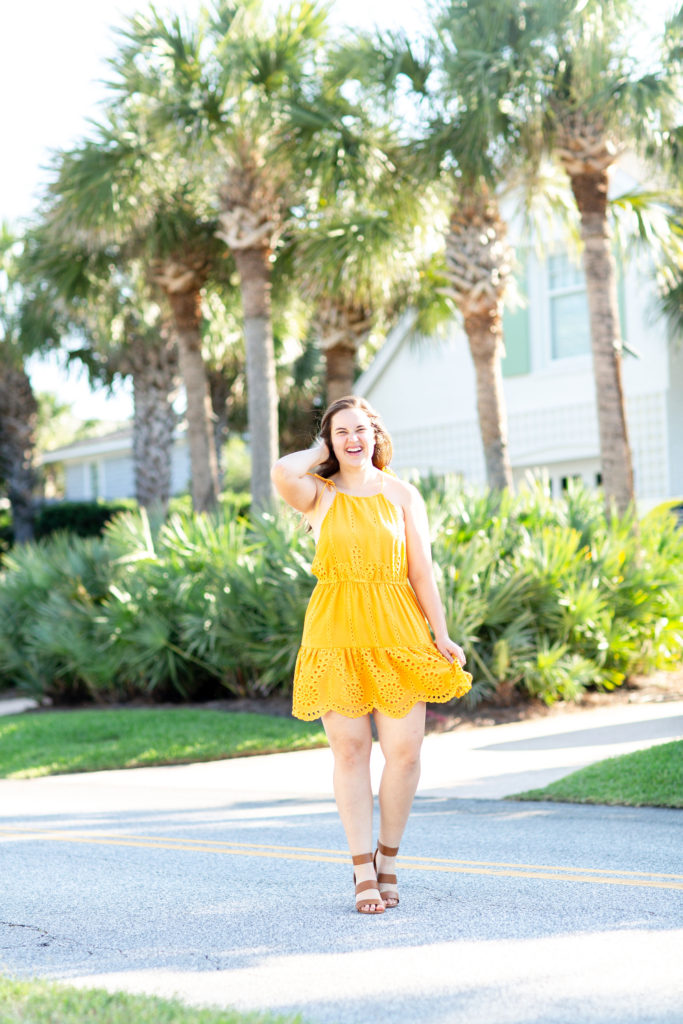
[354,172,683,510]
[40,425,191,501]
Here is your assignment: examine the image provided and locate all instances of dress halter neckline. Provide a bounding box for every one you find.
[316,471,385,499]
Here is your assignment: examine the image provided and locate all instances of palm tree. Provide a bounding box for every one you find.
[288,196,429,402]
[0,361,39,544]
[23,219,184,514]
[542,0,678,512]
[200,286,247,485]
[537,0,683,514]
[44,125,228,511]
[0,225,62,541]
[145,199,224,511]
[90,276,181,514]
[120,314,180,513]
[109,0,380,504]
[338,0,568,490]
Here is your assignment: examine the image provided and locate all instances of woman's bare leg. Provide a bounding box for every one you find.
[374,701,426,904]
[322,710,382,911]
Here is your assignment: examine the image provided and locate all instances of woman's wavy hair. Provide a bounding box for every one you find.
[316,396,393,478]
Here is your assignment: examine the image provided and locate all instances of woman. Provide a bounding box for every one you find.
[271,396,472,915]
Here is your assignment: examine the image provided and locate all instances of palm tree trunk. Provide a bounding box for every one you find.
[0,366,38,543]
[317,301,371,404]
[445,188,514,491]
[128,329,179,513]
[166,289,220,512]
[464,311,513,490]
[208,366,233,489]
[325,343,356,404]
[569,170,634,515]
[233,248,278,508]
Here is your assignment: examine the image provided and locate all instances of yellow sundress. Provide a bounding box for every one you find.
[292,474,472,721]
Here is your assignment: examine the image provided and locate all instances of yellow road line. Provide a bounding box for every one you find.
[1,827,682,890]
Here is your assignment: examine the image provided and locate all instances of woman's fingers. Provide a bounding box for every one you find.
[438,639,466,666]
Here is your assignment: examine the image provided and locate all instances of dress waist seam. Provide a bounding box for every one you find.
[298,642,436,650]
[312,579,409,586]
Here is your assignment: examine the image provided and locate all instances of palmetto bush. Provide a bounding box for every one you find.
[0,479,680,705]
[0,533,116,701]
[430,478,683,705]
[0,508,315,703]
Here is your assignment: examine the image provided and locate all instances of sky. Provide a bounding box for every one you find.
[1,0,428,420]
[0,0,676,421]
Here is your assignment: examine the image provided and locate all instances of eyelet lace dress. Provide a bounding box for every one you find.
[292,475,472,721]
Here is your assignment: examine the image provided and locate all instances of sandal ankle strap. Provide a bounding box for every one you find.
[377,841,399,857]
[352,852,374,866]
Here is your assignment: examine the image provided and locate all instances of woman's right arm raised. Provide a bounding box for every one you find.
[271,441,329,514]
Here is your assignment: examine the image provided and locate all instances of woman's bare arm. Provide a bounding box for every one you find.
[403,484,466,666]
[271,441,329,514]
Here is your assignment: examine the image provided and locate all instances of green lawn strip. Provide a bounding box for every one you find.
[510,739,683,808]
[0,977,305,1024]
[0,707,327,779]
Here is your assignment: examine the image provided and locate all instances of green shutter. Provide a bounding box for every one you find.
[616,256,627,344]
[502,261,530,377]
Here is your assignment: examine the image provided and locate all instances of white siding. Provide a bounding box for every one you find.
[65,464,88,500]
[667,341,683,496]
[357,245,679,506]
[390,418,485,481]
[101,456,135,500]
[55,433,192,502]
[170,441,191,495]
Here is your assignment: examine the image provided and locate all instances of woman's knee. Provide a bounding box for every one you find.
[330,734,372,770]
[383,739,422,773]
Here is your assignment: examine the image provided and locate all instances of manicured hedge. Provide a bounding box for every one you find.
[33,500,136,539]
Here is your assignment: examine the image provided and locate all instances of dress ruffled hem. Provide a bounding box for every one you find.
[292,644,473,722]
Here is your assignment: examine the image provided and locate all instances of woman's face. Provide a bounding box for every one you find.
[329,407,375,469]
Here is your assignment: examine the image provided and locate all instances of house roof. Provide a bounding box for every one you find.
[40,423,187,465]
[353,309,419,398]
[40,428,134,464]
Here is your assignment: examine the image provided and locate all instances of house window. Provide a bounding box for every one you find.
[548,252,591,360]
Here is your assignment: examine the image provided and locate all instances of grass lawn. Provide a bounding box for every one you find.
[511,739,683,808]
[0,977,304,1024]
[0,706,327,779]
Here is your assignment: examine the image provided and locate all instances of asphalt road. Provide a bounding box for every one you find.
[1,699,682,1023]
[2,795,682,1022]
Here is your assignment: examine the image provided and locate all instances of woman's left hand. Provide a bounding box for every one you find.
[435,635,467,667]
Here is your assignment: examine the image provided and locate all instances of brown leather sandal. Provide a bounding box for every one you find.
[374,841,400,908]
[353,853,385,915]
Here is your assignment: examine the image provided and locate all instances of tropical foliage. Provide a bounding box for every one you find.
[335,0,574,490]
[542,0,680,513]
[0,226,64,541]
[0,480,680,707]
[2,1,682,714]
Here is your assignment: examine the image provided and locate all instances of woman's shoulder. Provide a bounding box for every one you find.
[308,472,336,487]
[383,471,421,507]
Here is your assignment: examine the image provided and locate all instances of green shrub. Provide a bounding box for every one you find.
[33,499,136,539]
[0,478,681,707]
[432,478,683,704]
[0,507,12,558]
[0,532,118,701]
[93,508,312,699]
